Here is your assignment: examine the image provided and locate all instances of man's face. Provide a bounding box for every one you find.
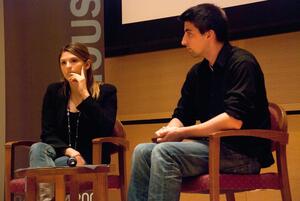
[181,21,208,58]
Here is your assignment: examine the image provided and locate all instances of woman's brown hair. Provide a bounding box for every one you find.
[58,42,100,99]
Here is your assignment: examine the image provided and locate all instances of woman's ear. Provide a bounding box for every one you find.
[84,59,92,70]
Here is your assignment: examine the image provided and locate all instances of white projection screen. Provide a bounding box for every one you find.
[104,0,299,57]
[122,0,266,24]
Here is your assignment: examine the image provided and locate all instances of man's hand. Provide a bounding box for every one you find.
[153,126,183,143]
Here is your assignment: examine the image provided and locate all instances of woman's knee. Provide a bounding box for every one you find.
[30,142,56,158]
[30,142,47,153]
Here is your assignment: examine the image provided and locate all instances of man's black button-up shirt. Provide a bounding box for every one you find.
[172,43,274,167]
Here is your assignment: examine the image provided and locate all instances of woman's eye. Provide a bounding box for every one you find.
[71,59,78,63]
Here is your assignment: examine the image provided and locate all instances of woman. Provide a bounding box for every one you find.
[30,42,117,168]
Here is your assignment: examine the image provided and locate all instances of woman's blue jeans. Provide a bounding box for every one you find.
[29,142,69,167]
[127,140,261,201]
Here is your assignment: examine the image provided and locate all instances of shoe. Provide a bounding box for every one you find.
[39,183,54,201]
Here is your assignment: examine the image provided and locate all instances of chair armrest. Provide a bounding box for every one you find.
[5,140,36,148]
[92,137,129,150]
[5,140,36,165]
[191,129,288,198]
[5,140,37,188]
[92,137,129,164]
[205,129,288,145]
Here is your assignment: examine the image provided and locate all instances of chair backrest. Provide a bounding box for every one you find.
[268,102,288,152]
[269,102,288,132]
[113,119,126,138]
[108,120,127,155]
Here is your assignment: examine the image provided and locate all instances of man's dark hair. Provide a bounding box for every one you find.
[179,3,228,42]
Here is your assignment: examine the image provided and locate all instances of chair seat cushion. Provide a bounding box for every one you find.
[9,178,25,193]
[107,175,121,188]
[181,173,281,193]
[9,175,120,194]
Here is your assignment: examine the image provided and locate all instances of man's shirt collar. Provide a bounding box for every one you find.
[211,42,232,71]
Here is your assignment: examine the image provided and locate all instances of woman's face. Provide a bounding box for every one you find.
[60,51,87,81]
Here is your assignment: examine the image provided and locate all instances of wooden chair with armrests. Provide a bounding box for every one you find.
[92,119,129,201]
[181,102,292,201]
[5,119,129,201]
[5,140,36,201]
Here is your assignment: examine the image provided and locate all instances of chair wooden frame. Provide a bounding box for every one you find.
[5,140,36,201]
[5,120,129,201]
[92,120,129,201]
[14,165,110,201]
[181,102,292,201]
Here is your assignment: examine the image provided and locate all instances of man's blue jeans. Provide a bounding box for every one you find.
[128,140,261,201]
[29,142,69,167]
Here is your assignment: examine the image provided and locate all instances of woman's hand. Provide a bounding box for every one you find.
[68,67,90,100]
[73,154,86,166]
[65,147,86,165]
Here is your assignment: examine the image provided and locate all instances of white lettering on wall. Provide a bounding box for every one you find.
[88,47,102,71]
[65,192,94,201]
[70,0,100,17]
[71,20,101,43]
[70,0,103,81]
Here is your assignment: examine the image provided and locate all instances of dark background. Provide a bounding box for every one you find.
[104,0,300,57]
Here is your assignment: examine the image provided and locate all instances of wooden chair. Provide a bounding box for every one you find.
[5,120,129,201]
[5,140,36,201]
[92,119,129,201]
[181,102,292,201]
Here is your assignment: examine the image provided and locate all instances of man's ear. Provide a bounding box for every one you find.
[206,30,215,39]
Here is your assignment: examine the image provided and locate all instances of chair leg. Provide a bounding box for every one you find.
[278,146,292,201]
[6,193,12,201]
[120,186,127,201]
[25,177,37,201]
[94,172,108,201]
[281,187,292,201]
[5,182,12,201]
[5,191,11,201]
[225,192,235,201]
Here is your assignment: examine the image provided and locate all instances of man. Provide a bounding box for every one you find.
[128,3,274,201]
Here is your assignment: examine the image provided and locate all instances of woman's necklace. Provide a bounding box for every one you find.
[67,109,81,149]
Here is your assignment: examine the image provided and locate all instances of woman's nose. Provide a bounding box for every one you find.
[65,61,72,68]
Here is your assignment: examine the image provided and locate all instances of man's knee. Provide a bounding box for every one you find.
[133,143,155,160]
[151,142,175,159]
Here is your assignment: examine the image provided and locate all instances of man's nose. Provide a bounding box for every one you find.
[181,35,186,46]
